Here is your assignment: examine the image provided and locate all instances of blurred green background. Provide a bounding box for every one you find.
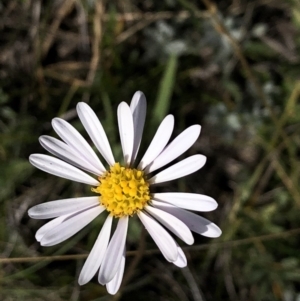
[1,0,300,300]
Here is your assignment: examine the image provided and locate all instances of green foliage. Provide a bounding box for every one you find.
[152,54,178,127]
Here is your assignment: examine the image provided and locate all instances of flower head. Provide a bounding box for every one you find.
[28,91,221,295]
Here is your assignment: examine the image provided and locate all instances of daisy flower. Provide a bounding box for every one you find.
[28,91,221,295]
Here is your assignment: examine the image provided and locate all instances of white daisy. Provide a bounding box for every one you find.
[28,91,221,295]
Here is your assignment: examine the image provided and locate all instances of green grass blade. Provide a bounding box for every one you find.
[152,54,178,127]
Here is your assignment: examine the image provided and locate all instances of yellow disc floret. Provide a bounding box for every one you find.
[92,163,150,217]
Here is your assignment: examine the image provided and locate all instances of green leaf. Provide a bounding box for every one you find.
[152,54,178,127]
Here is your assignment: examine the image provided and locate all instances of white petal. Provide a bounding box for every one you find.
[151,200,222,238]
[98,216,128,284]
[138,115,174,170]
[149,155,206,184]
[145,205,194,245]
[28,197,100,219]
[41,206,105,246]
[106,246,126,295]
[173,244,187,268]
[52,118,105,174]
[152,193,218,212]
[29,154,99,186]
[118,102,134,166]
[146,125,201,173]
[39,136,100,175]
[78,215,113,285]
[77,102,115,166]
[130,91,147,165]
[137,211,178,262]
[35,214,70,242]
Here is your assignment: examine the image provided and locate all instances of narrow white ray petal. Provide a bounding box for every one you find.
[106,246,126,295]
[149,155,206,184]
[78,215,113,285]
[145,205,194,245]
[35,210,90,242]
[173,244,187,268]
[117,102,134,166]
[39,136,100,175]
[52,118,105,174]
[77,102,115,166]
[35,214,69,242]
[130,91,147,165]
[137,211,178,262]
[98,216,129,284]
[28,197,100,219]
[153,193,218,212]
[138,115,174,170]
[41,206,105,246]
[146,125,201,173]
[29,154,99,186]
[151,200,222,238]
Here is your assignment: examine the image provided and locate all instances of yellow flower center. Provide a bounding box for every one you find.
[92,163,151,217]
